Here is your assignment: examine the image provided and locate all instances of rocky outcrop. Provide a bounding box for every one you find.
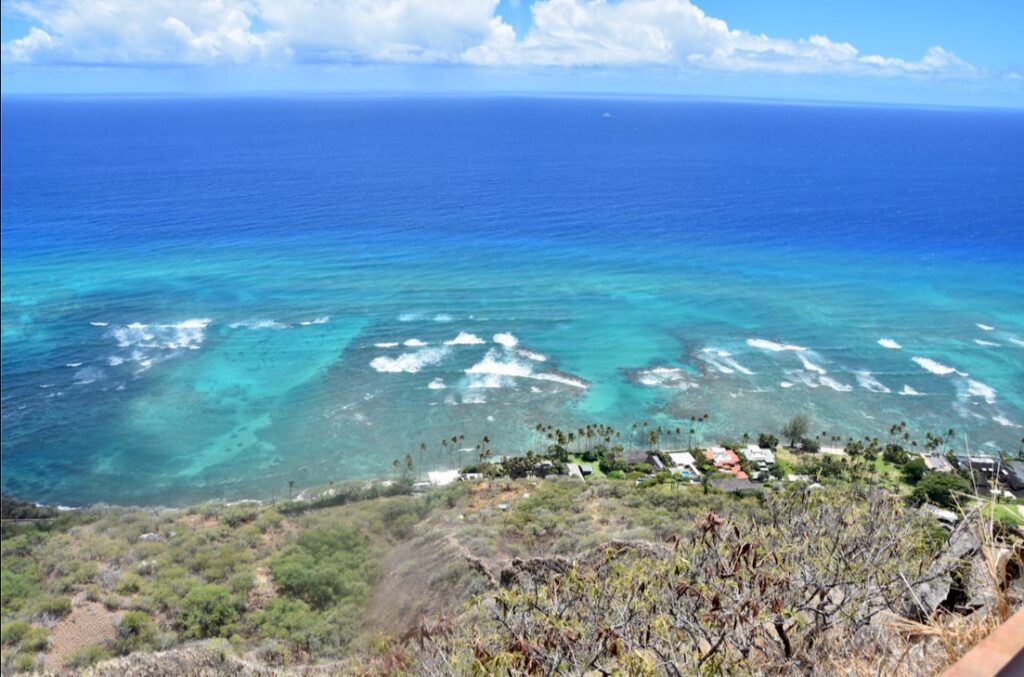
[910,510,1023,619]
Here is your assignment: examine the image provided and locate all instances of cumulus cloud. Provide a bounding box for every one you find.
[1,0,980,78]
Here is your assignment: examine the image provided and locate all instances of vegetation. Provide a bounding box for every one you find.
[1,418,1021,674]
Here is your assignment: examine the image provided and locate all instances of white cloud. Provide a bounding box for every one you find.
[1,0,981,79]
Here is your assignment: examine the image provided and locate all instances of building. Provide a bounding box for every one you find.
[919,454,953,473]
[427,470,460,486]
[954,456,1024,498]
[705,447,748,480]
[667,451,701,480]
[741,445,775,467]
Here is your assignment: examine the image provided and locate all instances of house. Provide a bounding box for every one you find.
[566,463,584,480]
[741,445,775,468]
[427,470,460,486]
[704,447,748,480]
[954,456,1024,498]
[579,464,594,477]
[819,446,847,456]
[667,451,701,480]
[919,454,953,473]
[622,450,664,470]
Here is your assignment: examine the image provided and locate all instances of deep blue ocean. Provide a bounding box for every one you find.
[2,96,1022,506]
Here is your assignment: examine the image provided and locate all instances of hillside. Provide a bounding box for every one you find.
[2,472,1022,675]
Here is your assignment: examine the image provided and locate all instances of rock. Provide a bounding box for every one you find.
[138,532,162,542]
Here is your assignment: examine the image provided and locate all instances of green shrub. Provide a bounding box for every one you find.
[115,573,144,595]
[179,585,239,639]
[0,566,42,613]
[255,599,319,650]
[22,626,50,652]
[63,644,112,669]
[901,458,928,485]
[269,524,375,610]
[114,611,157,654]
[1,620,32,646]
[31,594,72,619]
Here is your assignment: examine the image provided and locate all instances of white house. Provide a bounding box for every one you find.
[741,445,776,466]
[427,469,460,486]
[667,451,701,479]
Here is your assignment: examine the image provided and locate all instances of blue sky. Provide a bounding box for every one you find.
[2,0,1022,107]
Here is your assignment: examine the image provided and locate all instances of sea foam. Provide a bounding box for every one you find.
[701,348,754,375]
[299,315,330,326]
[493,332,519,348]
[962,378,996,405]
[465,348,588,390]
[229,319,288,330]
[877,338,902,350]
[632,366,698,390]
[899,385,924,396]
[747,338,807,352]
[855,371,891,394]
[797,353,827,375]
[444,331,485,346]
[370,346,449,373]
[974,339,1000,347]
[106,319,211,372]
[911,356,966,377]
[976,323,995,331]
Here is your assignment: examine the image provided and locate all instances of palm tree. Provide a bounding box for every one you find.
[287,479,295,499]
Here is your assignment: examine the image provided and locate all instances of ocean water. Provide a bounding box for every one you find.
[2,96,1022,506]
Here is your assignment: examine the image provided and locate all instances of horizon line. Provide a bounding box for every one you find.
[3,89,1023,113]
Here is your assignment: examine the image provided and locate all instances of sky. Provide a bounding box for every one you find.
[1,0,1022,107]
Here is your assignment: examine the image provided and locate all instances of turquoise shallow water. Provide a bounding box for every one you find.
[2,97,1023,505]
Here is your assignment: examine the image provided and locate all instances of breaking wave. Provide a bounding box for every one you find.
[444,332,485,346]
[911,356,966,377]
[370,346,450,373]
[747,338,807,352]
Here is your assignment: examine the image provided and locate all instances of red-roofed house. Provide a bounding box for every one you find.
[704,446,748,480]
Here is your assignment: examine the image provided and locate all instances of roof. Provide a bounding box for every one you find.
[711,478,763,493]
[668,451,697,468]
[566,463,584,479]
[920,454,953,472]
[622,450,652,464]
[741,445,775,464]
[427,470,460,486]
[705,447,740,466]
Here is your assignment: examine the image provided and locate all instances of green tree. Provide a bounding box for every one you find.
[912,472,972,510]
[901,458,927,485]
[179,585,238,639]
[782,415,811,448]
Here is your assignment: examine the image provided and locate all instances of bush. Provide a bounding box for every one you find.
[64,645,112,669]
[20,626,50,652]
[902,458,928,485]
[269,524,375,610]
[255,599,319,650]
[912,473,972,511]
[179,585,238,639]
[800,437,821,453]
[31,594,72,619]
[1,620,32,646]
[114,611,157,654]
[758,433,779,449]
